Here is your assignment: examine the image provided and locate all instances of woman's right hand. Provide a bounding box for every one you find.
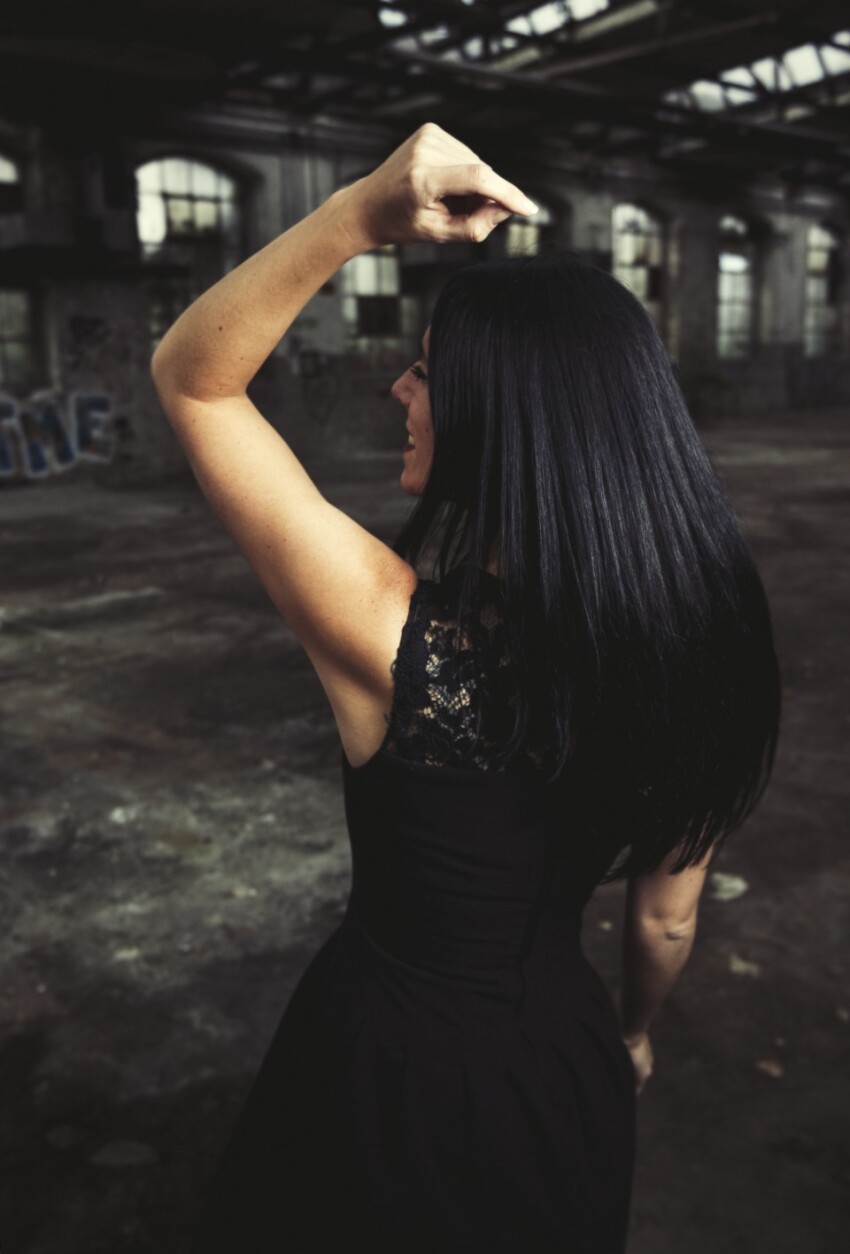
[623,1032,654,1095]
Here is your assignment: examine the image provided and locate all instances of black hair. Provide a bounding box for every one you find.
[391,249,781,882]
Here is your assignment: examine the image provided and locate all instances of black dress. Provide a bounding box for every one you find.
[190,563,637,1253]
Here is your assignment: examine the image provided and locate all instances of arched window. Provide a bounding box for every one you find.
[612,203,665,335]
[0,155,36,392]
[717,215,755,358]
[0,152,22,210]
[803,224,842,357]
[505,201,553,257]
[135,156,242,349]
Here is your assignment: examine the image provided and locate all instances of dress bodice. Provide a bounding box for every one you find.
[339,563,623,995]
[378,562,546,774]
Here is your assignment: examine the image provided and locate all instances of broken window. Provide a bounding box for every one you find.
[803,224,842,357]
[717,215,755,359]
[612,202,665,338]
[0,151,23,214]
[336,242,424,368]
[0,289,37,394]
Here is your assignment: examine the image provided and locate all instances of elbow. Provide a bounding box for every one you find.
[150,341,172,389]
[632,912,698,941]
[150,343,188,414]
[662,917,697,941]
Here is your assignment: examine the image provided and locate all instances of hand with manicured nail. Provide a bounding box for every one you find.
[334,121,538,252]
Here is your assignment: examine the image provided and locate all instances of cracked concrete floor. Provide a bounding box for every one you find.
[1,410,848,1253]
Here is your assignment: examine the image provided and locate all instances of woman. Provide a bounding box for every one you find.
[152,123,781,1252]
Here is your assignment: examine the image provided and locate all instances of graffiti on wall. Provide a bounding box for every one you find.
[0,389,126,480]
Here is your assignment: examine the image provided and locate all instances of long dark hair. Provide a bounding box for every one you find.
[391,249,781,882]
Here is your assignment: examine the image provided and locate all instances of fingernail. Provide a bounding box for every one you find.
[523,197,539,213]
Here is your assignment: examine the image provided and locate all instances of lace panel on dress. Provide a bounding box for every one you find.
[382,570,547,772]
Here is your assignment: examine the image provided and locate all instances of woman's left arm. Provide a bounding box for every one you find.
[150,190,415,697]
[150,123,536,692]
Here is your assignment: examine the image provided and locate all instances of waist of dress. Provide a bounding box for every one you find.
[346,903,584,1019]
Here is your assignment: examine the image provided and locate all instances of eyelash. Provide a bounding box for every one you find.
[409,363,427,381]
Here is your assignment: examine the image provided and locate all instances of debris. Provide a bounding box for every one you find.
[231,884,258,899]
[755,1058,784,1079]
[113,947,141,962]
[109,806,138,825]
[728,952,761,977]
[598,919,613,931]
[708,872,749,901]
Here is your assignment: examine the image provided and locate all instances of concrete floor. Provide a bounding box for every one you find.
[1,408,848,1253]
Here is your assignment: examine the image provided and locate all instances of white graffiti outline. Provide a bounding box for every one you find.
[0,389,117,480]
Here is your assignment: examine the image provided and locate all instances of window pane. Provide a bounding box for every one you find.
[719,251,749,273]
[358,294,399,335]
[191,164,219,197]
[193,200,218,232]
[0,341,35,390]
[506,221,539,255]
[806,275,828,303]
[160,158,192,195]
[137,191,167,245]
[647,233,663,267]
[353,254,380,296]
[0,154,20,183]
[136,161,160,194]
[627,269,648,298]
[219,198,239,240]
[616,233,637,266]
[377,254,400,295]
[0,290,30,337]
[342,295,358,326]
[167,198,195,234]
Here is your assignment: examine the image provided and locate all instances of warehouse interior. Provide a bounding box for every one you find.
[0,2,848,1251]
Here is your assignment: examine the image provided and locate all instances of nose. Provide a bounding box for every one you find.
[390,373,407,404]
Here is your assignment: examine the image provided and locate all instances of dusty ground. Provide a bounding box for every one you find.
[0,409,848,1253]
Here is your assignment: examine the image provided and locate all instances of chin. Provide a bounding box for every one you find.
[400,462,426,496]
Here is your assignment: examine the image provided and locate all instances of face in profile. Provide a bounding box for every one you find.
[390,324,433,497]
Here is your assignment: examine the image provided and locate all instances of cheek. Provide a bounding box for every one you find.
[417,404,433,441]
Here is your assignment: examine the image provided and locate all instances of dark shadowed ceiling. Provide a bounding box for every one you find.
[0,1,848,193]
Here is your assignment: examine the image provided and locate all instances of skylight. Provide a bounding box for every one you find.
[662,29,850,111]
[378,1,611,46]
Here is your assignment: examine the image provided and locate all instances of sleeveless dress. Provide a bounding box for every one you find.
[189,563,637,1253]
